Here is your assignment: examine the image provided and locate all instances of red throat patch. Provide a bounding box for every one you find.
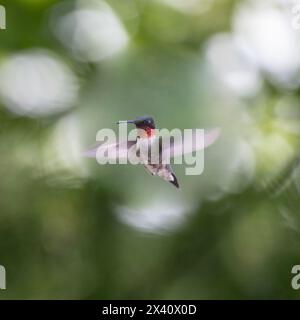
[145,127,155,137]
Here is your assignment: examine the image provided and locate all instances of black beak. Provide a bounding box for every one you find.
[116,120,135,124]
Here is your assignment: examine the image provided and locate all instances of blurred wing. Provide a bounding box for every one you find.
[162,128,220,159]
[82,140,137,160]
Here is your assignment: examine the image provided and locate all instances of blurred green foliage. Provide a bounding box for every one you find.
[0,0,300,299]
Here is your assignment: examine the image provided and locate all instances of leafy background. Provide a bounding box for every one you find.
[0,0,300,299]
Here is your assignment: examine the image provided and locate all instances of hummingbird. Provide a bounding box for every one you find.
[83,116,220,189]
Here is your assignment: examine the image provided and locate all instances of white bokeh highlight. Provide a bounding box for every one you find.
[52,0,129,62]
[206,33,262,97]
[116,197,191,234]
[40,114,88,186]
[0,50,79,117]
[233,1,300,87]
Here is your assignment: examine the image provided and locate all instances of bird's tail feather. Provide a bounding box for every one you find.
[170,174,179,189]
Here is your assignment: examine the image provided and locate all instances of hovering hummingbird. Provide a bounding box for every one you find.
[83,116,220,189]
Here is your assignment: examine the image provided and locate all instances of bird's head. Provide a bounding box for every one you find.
[117,116,156,137]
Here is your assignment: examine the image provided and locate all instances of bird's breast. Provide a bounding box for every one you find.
[137,136,159,162]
